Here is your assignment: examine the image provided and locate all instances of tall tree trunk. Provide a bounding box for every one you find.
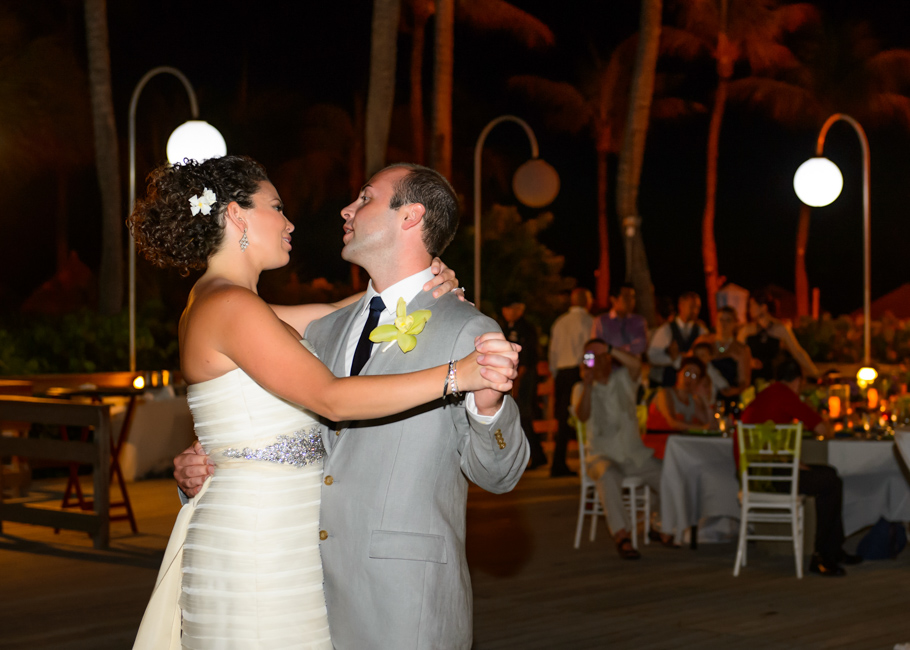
[431,0,454,178]
[84,0,122,315]
[365,0,402,177]
[595,130,610,311]
[615,0,661,325]
[702,11,733,325]
[702,73,728,325]
[795,202,811,318]
[410,3,431,165]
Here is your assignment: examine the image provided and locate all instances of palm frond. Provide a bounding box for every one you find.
[727,77,822,127]
[457,0,555,49]
[866,49,910,95]
[507,75,592,133]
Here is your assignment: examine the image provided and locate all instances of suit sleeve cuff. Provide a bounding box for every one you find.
[465,392,504,425]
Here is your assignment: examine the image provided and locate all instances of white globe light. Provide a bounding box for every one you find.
[166,120,227,164]
[793,156,843,207]
[512,158,560,208]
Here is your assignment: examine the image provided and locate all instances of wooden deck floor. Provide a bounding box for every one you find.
[1,465,908,649]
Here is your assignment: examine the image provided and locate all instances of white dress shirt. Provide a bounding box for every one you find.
[548,306,594,372]
[343,267,500,422]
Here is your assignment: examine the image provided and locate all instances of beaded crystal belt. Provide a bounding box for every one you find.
[222,426,325,468]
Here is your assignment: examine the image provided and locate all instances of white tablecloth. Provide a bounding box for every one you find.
[659,436,739,544]
[827,439,910,535]
[111,392,195,482]
[659,434,910,543]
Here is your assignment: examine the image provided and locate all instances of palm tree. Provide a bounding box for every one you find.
[366,0,403,177]
[790,20,910,317]
[675,0,818,322]
[509,34,703,310]
[426,0,554,177]
[84,0,123,315]
[615,0,663,325]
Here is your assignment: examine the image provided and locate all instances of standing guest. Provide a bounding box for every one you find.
[644,356,711,459]
[695,305,752,410]
[503,299,549,470]
[738,289,818,383]
[647,292,709,388]
[739,357,861,576]
[548,288,594,477]
[591,283,648,356]
[572,339,670,559]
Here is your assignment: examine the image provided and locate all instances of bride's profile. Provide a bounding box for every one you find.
[129,155,517,648]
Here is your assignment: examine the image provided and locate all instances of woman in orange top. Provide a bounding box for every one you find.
[644,356,711,458]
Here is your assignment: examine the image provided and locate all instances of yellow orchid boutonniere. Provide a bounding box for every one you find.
[369,297,432,353]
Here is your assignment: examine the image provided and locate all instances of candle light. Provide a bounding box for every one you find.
[829,395,841,419]
[867,387,879,409]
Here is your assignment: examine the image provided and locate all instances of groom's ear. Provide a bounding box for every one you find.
[401,203,425,231]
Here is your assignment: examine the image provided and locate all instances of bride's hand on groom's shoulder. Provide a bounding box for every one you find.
[174,441,214,497]
[423,257,469,301]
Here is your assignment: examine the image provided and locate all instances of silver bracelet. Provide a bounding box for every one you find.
[449,360,461,398]
[444,360,455,399]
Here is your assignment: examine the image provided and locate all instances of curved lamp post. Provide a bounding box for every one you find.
[474,115,559,307]
[128,66,226,371]
[793,113,874,378]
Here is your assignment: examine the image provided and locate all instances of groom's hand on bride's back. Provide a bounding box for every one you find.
[174,441,214,497]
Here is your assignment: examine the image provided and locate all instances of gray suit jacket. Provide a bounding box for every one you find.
[305,290,528,649]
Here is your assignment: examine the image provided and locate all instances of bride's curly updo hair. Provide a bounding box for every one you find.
[128,155,270,276]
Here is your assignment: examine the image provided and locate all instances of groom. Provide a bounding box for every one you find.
[176,163,529,649]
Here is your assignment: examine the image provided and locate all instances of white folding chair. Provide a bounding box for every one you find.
[733,421,805,578]
[574,420,651,549]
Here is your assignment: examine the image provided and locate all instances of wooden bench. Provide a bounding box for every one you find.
[0,395,111,549]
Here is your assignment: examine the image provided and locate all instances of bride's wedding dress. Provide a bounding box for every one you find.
[133,342,332,649]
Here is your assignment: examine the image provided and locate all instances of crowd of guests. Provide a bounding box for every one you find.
[531,284,859,575]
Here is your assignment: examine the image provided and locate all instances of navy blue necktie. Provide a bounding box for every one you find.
[351,296,386,376]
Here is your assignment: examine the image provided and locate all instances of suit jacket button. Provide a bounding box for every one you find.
[324,475,334,486]
[319,530,328,541]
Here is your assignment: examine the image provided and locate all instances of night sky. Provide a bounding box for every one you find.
[2,0,910,318]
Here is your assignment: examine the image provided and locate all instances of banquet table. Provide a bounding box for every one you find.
[659,433,910,545]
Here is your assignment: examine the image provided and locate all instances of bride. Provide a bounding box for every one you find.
[128,155,517,648]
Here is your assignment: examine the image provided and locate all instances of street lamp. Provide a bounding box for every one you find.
[128,66,226,372]
[473,115,559,307]
[793,113,872,369]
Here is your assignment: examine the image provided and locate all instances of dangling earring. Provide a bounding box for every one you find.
[239,228,249,252]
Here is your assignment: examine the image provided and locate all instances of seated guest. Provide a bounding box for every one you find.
[591,283,648,357]
[647,292,709,388]
[644,356,712,459]
[572,339,671,559]
[695,306,752,410]
[739,357,861,576]
[738,289,818,383]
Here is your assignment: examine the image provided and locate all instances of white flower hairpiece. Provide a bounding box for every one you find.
[188,188,217,216]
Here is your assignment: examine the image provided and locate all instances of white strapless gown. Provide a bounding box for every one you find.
[133,351,332,649]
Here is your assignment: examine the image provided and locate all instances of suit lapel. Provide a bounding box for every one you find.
[325,296,366,378]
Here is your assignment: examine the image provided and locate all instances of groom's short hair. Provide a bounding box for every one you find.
[385,163,459,257]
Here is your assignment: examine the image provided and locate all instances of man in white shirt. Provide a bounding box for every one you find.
[647,291,709,388]
[548,288,593,477]
[573,338,663,559]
